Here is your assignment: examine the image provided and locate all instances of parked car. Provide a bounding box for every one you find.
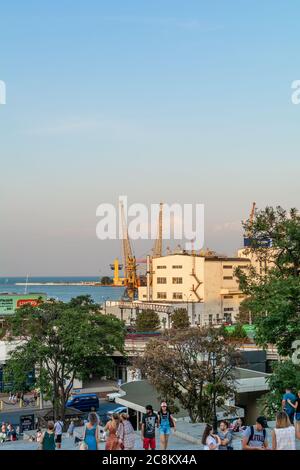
[106,406,128,419]
[106,392,123,402]
[66,393,99,412]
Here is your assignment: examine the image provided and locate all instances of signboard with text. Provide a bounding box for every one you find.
[0,294,46,315]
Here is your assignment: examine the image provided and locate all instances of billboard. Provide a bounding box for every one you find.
[0,293,46,316]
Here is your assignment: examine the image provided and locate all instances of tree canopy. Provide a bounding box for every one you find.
[4,295,125,418]
[171,308,190,330]
[135,309,161,332]
[136,327,237,423]
[236,206,300,356]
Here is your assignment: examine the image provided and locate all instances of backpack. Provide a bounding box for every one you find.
[247,425,266,445]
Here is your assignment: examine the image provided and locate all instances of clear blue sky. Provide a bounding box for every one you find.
[0,1,299,275]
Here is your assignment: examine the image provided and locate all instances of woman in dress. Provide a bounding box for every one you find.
[104,413,121,450]
[83,412,99,451]
[41,421,56,450]
[117,413,136,450]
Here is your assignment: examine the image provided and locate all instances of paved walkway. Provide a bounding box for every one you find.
[0,432,200,451]
[1,424,300,451]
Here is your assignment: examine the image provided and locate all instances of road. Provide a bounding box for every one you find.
[0,399,118,427]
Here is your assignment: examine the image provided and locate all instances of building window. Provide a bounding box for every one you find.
[223,295,233,299]
[157,266,166,269]
[224,313,232,322]
[209,314,213,325]
[224,307,234,312]
[223,265,233,269]
[172,292,183,300]
[172,265,183,269]
[239,265,249,269]
[223,276,233,280]
[157,292,167,299]
[172,277,183,284]
[157,277,167,284]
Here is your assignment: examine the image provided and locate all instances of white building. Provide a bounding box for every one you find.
[138,253,251,325]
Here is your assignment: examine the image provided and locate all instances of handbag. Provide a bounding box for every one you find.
[79,440,88,450]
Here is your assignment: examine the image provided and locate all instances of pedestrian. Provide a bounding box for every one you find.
[287,389,300,434]
[7,423,13,440]
[202,424,221,450]
[83,412,99,450]
[9,424,17,441]
[54,416,64,449]
[218,420,233,450]
[36,428,43,449]
[1,422,7,436]
[141,405,158,451]
[41,421,56,450]
[272,411,296,450]
[242,416,269,450]
[67,420,75,438]
[104,413,121,450]
[117,413,135,450]
[157,402,176,450]
[230,417,245,432]
[282,387,296,424]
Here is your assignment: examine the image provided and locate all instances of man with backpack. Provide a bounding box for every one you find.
[242,416,269,450]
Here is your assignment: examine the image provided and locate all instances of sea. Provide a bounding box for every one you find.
[0,277,124,303]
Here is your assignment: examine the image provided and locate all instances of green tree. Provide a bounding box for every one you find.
[4,295,125,419]
[231,323,247,340]
[136,327,236,423]
[100,276,113,285]
[257,360,300,418]
[236,206,300,356]
[135,309,161,332]
[171,308,190,329]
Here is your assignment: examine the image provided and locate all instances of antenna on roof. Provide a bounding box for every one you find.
[24,274,29,294]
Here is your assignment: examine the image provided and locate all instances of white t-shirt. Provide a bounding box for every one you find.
[204,435,219,450]
[274,426,296,450]
[54,421,63,435]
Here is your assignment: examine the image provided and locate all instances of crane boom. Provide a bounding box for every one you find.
[153,202,163,257]
[120,200,138,300]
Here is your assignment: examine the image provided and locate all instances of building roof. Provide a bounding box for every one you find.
[204,257,251,262]
[118,367,269,416]
[152,253,250,262]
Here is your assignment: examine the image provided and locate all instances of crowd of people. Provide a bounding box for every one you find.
[7,390,39,406]
[202,387,300,451]
[4,387,299,450]
[0,422,18,443]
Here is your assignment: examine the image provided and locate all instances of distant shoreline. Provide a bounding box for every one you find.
[15,282,120,287]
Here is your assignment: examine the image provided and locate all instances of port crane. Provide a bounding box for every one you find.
[120,200,138,300]
[111,202,164,299]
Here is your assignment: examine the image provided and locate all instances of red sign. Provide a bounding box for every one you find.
[17,299,39,308]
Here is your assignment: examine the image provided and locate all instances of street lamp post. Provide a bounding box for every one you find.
[210,351,218,433]
[183,293,193,323]
[102,296,109,315]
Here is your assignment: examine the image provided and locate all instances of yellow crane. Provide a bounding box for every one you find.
[110,202,164,298]
[120,200,138,300]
